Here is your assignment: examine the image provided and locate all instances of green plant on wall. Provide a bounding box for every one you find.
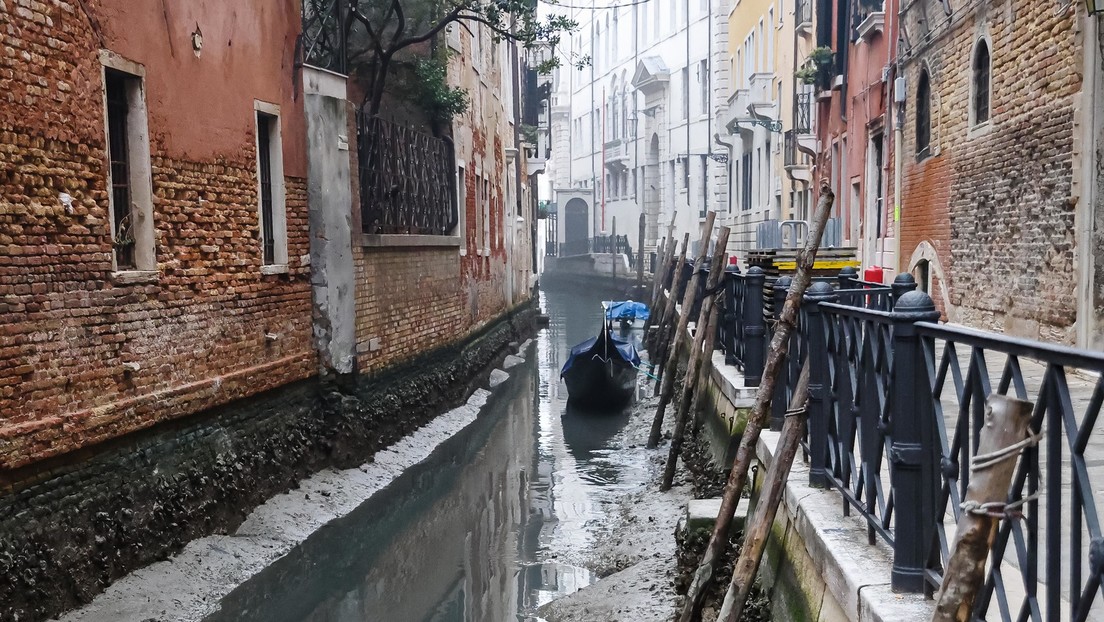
[414,57,469,125]
[520,124,538,144]
[795,46,833,85]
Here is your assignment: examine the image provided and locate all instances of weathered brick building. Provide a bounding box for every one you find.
[0,2,537,619]
[898,0,1084,342]
[812,0,899,276]
[0,0,314,470]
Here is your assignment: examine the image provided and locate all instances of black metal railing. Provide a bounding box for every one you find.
[357,113,457,236]
[784,130,798,167]
[718,267,768,387]
[299,0,346,73]
[795,92,813,134]
[736,268,1104,618]
[558,235,634,265]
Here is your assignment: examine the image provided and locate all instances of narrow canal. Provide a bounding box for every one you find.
[206,282,651,622]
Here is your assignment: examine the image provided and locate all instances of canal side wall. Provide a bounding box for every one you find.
[696,333,934,621]
[0,302,537,622]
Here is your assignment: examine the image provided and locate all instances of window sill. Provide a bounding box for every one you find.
[260,264,289,275]
[967,120,992,140]
[360,234,462,248]
[111,270,159,285]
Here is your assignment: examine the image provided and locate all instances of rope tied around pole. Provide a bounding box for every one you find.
[970,431,1042,472]
[960,492,1040,520]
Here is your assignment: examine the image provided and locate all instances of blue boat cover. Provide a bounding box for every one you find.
[605,300,650,322]
[561,331,641,377]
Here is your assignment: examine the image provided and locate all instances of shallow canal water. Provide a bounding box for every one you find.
[206,283,649,622]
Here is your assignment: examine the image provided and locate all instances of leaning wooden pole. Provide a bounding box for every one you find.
[660,226,731,490]
[648,212,716,448]
[644,237,669,337]
[646,216,679,346]
[636,212,646,295]
[649,233,690,377]
[932,394,1033,622]
[678,181,835,622]
[717,360,812,621]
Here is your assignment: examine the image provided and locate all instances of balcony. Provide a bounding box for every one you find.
[749,73,776,118]
[784,129,812,183]
[603,137,629,170]
[795,0,813,34]
[793,91,818,156]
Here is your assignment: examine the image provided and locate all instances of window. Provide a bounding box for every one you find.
[916,69,931,155]
[681,67,690,119]
[698,60,709,115]
[699,155,708,217]
[102,52,154,274]
[482,178,490,254]
[870,135,884,238]
[972,40,990,126]
[741,153,752,211]
[766,11,774,71]
[457,164,467,253]
[255,105,287,267]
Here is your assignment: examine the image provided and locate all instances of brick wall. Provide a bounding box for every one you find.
[354,247,466,373]
[0,1,315,471]
[899,0,1080,342]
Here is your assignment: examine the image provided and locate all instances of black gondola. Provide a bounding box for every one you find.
[560,321,641,409]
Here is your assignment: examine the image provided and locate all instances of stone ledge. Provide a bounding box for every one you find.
[358,234,461,248]
[110,270,159,285]
[755,430,935,622]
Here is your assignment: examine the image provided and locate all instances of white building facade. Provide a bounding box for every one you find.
[547,0,732,259]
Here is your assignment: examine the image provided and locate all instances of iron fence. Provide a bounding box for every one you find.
[559,235,634,264]
[357,113,457,236]
[724,268,1104,619]
[299,0,346,73]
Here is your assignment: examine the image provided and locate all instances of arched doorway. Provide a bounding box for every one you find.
[563,198,589,256]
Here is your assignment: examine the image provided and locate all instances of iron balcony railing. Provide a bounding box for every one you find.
[558,235,635,265]
[795,92,813,134]
[357,113,457,236]
[711,268,1104,619]
[796,0,813,28]
[784,129,798,167]
[299,0,346,73]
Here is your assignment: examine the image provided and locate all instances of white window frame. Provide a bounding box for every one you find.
[100,50,156,278]
[254,101,288,272]
[456,162,467,255]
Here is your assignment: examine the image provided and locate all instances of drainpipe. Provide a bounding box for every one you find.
[892,33,905,275]
[1076,14,1100,348]
[590,0,598,240]
[715,132,736,217]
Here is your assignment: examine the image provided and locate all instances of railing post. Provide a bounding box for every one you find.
[723,267,739,366]
[889,290,942,593]
[804,281,836,487]
[742,266,766,387]
[890,272,918,310]
[838,265,858,290]
[771,276,792,429]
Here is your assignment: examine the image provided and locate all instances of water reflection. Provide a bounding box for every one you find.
[207,282,649,622]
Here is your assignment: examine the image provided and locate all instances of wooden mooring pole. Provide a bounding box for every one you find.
[637,212,646,295]
[717,359,811,621]
[648,212,716,449]
[932,394,1033,622]
[678,181,835,622]
[660,226,730,491]
[645,215,678,348]
[648,233,690,390]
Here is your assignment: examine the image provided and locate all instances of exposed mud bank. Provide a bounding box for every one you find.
[0,303,537,622]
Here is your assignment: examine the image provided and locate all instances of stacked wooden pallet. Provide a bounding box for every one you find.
[746,247,859,278]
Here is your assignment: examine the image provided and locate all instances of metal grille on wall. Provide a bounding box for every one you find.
[300,0,346,74]
[357,113,457,236]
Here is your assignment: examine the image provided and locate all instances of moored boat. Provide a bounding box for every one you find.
[560,323,640,409]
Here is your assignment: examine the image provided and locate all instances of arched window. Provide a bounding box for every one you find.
[916,69,931,155]
[972,40,990,125]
